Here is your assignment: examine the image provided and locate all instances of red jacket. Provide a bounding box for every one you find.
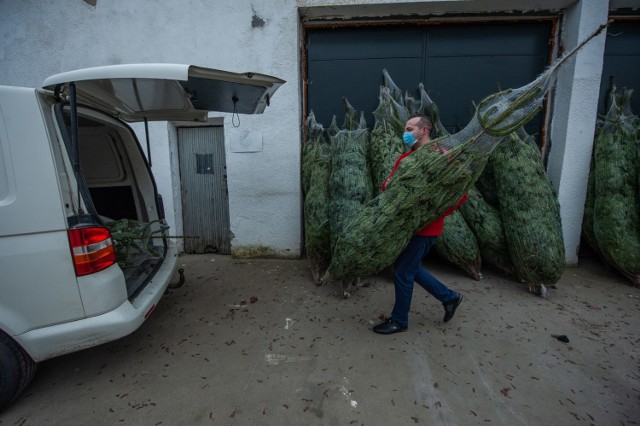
[382,151,468,237]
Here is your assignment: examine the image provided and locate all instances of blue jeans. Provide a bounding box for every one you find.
[391,235,459,327]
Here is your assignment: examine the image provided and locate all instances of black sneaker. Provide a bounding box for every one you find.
[373,318,407,335]
[443,294,463,323]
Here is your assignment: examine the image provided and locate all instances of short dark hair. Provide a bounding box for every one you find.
[408,114,433,136]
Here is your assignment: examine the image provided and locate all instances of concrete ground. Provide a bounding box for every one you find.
[1,254,639,425]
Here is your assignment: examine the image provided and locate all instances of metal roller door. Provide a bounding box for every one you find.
[306,21,553,140]
[598,21,640,114]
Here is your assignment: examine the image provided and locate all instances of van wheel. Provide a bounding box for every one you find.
[0,330,37,412]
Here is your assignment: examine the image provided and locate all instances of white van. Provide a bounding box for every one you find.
[0,64,284,410]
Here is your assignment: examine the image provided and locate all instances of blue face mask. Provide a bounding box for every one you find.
[402,131,417,148]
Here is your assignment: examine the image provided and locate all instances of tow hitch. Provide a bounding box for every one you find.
[168,268,185,289]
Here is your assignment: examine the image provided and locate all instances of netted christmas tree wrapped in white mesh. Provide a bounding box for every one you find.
[302,112,332,285]
[369,86,407,195]
[585,86,640,286]
[491,131,565,290]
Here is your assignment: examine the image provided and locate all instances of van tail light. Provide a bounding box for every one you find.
[68,227,117,276]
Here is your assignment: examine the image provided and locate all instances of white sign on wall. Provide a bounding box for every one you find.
[231,131,263,152]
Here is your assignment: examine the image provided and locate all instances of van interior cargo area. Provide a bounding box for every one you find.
[59,109,167,298]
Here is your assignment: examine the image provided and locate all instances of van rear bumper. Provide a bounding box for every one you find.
[16,244,179,362]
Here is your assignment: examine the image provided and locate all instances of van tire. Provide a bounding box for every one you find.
[0,330,37,412]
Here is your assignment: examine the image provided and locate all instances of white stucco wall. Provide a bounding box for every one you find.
[0,0,303,257]
[0,0,635,262]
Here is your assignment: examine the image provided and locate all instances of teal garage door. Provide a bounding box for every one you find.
[306,22,553,139]
[598,21,640,114]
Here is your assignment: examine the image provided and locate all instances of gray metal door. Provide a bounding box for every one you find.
[178,126,231,254]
